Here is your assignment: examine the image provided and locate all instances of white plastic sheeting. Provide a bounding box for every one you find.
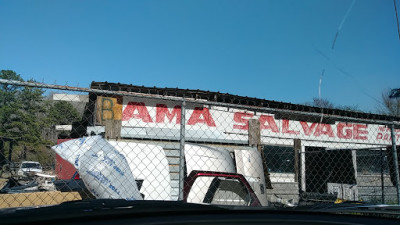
[52,136,171,201]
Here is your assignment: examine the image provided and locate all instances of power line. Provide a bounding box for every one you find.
[332,0,357,49]
[332,64,386,108]
[394,0,400,40]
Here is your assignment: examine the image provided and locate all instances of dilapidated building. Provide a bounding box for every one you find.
[56,81,400,204]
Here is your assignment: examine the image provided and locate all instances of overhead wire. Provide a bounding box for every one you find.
[331,0,357,49]
[394,0,400,40]
[316,0,357,120]
[315,0,393,113]
[314,46,386,109]
[332,64,386,108]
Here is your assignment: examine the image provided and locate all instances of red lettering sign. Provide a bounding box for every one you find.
[233,112,254,130]
[353,124,368,140]
[122,102,153,122]
[337,123,352,139]
[156,104,181,124]
[382,134,390,140]
[282,120,299,135]
[187,107,216,127]
[259,115,279,133]
[314,124,334,137]
[300,121,317,136]
[119,103,377,142]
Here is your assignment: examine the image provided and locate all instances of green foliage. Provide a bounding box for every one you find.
[0,70,23,104]
[48,101,80,125]
[0,70,81,164]
[0,70,24,137]
[1,71,47,147]
[0,71,50,164]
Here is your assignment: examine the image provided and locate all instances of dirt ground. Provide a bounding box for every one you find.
[0,191,82,208]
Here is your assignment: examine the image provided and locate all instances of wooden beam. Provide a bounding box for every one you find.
[105,120,122,140]
[248,119,272,189]
[294,139,301,183]
[248,119,260,147]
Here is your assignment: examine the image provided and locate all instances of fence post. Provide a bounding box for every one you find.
[294,139,301,183]
[249,119,272,189]
[178,100,186,201]
[104,120,122,140]
[0,139,5,168]
[380,147,385,204]
[390,124,400,205]
[248,119,261,147]
[8,141,13,163]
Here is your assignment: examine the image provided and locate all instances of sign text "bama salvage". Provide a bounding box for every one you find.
[122,102,369,140]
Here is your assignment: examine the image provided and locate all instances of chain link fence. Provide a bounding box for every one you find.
[0,79,399,208]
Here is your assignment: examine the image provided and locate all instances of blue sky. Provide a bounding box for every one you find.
[0,0,399,112]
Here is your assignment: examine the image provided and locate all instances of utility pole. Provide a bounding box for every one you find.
[388,88,400,204]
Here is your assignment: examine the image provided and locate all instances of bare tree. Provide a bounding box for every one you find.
[377,89,400,117]
[311,98,335,109]
[305,97,362,112]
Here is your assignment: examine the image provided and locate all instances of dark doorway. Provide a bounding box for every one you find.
[305,146,356,193]
[305,146,327,193]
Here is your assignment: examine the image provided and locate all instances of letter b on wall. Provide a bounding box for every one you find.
[96,96,123,125]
